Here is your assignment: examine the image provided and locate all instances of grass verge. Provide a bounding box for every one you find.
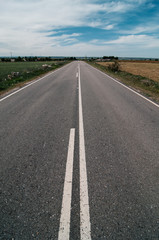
[0,61,69,94]
[87,61,159,104]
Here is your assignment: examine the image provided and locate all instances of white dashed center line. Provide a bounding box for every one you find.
[78,64,91,240]
[58,128,75,240]
[58,63,91,240]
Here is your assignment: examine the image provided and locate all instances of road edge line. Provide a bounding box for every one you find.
[0,62,71,103]
[87,62,159,108]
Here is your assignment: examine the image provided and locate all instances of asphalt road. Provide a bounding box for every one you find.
[0,61,159,240]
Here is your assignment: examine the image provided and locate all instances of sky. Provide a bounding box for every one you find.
[0,0,159,58]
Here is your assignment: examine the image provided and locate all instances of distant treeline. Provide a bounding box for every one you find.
[103,56,118,60]
[87,56,119,61]
[88,56,159,62]
[0,56,77,62]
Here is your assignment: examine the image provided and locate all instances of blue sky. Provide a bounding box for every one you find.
[0,0,159,57]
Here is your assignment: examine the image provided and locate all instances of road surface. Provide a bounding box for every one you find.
[0,61,159,239]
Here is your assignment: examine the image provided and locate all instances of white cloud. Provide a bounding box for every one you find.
[0,0,158,57]
[1,0,125,32]
[103,24,115,30]
[104,34,159,47]
[0,0,90,55]
[105,35,148,44]
[102,2,131,13]
[89,39,99,44]
[121,25,159,34]
[99,0,147,13]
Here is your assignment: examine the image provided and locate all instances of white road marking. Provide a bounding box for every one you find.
[76,72,79,78]
[87,63,159,108]
[58,128,75,240]
[78,64,91,240]
[0,63,71,103]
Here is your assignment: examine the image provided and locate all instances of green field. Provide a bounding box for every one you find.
[0,61,67,91]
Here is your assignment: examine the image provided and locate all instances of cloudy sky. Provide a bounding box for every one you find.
[0,0,159,57]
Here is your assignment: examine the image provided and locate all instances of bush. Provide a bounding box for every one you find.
[108,60,120,72]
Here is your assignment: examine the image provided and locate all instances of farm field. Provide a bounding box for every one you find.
[0,61,61,80]
[97,61,159,82]
[0,61,67,92]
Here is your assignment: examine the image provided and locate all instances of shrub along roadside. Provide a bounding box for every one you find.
[0,61,69,92]
[87,61,159,104]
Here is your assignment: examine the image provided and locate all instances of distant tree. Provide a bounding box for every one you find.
[16,56,22,62]
[4,58,10,62]
[103,56,118,60]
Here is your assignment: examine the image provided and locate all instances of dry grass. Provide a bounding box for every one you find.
[120,62,159,82]
[97,62,113,67]
[97,61,159,82]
